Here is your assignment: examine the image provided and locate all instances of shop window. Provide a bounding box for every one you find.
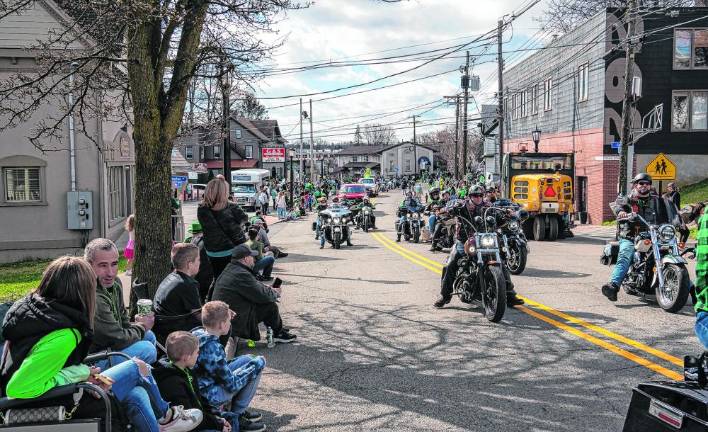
[674,29,708,69]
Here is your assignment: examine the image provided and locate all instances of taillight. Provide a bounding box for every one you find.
[644,239,651,246]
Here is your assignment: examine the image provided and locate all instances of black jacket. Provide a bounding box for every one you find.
[152,357,223,431]
[153,272,203,342]
[211,261,278,340]
[0,294,92,396]
[197,203,249,253]
[610,192,680,240]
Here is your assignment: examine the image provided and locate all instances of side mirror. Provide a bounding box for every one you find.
[486,215,497,227]
[474,216,484,225]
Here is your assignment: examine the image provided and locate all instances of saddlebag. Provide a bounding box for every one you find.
[623,381,708,431]
[600,241,619,265]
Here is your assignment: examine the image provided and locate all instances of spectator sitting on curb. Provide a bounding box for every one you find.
[252,218,288,259]
[184,222,214,302]
[192,301,266,432]
[153,244,204,344]
[245,228,275,282]
[84,238,157,370]
[211,245,296,344]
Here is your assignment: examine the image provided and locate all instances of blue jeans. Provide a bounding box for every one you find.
[211,356,265,416]
[253,256,275,278]
[696,311,708,349]
[610,239,634,286]
[101,359,169,432]
[94,330,157,370]
[428,214,437,233]
[277,207,286,219]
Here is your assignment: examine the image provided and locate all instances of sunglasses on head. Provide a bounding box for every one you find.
[637,181,651,186]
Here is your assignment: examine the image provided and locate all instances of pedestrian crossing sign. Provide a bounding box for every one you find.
[645,153,676,180]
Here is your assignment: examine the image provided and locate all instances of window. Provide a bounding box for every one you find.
[544,78,553,111]
[235,129,242,139]
[521,90,528,118]
[389,159,395,171]
[352,156,358,162]
[4,167,40,202]
[578,63,589,102]
[108,166,126,221]
[213,144,221,158]
[245,145,253,159]
[672,90,707,131]
[185,146,193,160]
[674,29,708,69]
[199,146,204,160]
[511,94,517,120]
[405,159,411,171]
[531,85,538,115]
[513,180,529,200]
[363,155,369,162]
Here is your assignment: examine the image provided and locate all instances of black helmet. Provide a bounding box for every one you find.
[632,173,652,184]
[469,184,485,196]
[429,187,440,195]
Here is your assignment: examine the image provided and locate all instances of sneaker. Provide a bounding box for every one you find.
[601,283,619,302]
[319,245,324,249]
[240,410,263,423]
[278,252,289,258]
[433,296,451,308]
[238,419,266,432]
[256,275,273,282]
[159,405,203,432]
[273,329,297,343]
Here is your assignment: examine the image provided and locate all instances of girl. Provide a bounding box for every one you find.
[124,214,135,276]
[276,191,287,220]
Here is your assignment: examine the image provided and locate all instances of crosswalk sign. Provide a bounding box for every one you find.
[645,153,676,181]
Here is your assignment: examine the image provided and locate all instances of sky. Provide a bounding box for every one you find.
[251,0,552,144]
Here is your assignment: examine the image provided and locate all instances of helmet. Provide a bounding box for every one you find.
[429,187,440,195]
[632,173,652,184]
[405,191,413,198]
[442,189,451,196]
[318,197,327,203]
[469,185,485,196]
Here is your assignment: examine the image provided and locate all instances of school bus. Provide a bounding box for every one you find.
[502,153,574,241]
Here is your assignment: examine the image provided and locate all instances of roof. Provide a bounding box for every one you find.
[205,159,259,169]
[171,148,192,173]
[343,161,380,169]
[250,120,286,144]
[336,145,385,156]
[379,142,438,153]
[232,117,270,141]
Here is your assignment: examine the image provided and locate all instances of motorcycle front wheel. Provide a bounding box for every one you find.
[506,243,528,275]
[482,265,507,323]
[413,226,420,243]
[656,263,690,313]
[333,232,341,249]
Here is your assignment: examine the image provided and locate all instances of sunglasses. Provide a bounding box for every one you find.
[637,181,651,186]
[470,193,484,198]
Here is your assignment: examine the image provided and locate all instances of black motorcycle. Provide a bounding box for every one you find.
[358,204,375,232]
[496,202,530,275]
[449,207,508,322]
[396,206,423,243]
[319,207,353,249]
[601,214,693,313]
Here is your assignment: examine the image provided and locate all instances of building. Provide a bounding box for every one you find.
[334,145,384,177]
[502,7,708,224]
[176,116,287,179]
[0,0,135,263]
[379,142,435,178]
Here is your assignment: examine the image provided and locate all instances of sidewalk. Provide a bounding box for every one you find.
[572,224,616,241]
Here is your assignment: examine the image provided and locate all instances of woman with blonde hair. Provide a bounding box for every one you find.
[198,177,249,300]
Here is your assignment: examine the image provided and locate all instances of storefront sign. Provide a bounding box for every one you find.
[262,147,286,162]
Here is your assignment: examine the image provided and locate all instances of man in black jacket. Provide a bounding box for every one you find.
[153,243,204,343]
[211,245,296,343]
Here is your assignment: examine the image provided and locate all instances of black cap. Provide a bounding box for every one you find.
[231,244,259,260]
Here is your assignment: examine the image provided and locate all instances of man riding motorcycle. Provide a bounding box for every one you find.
[396,191,424,242]
[601,173,683,301]
[318,196,353,249]
[425,188,448,250]
[350,197,377,229]
[434,185,525,308]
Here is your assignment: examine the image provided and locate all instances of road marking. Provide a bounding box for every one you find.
[370,232,684,380]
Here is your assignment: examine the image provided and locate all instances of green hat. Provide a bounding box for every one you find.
[189,221,202,233]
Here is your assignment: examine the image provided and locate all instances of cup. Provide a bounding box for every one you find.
[137,299,153,316]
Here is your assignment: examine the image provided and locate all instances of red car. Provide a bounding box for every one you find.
[338,183,367,201]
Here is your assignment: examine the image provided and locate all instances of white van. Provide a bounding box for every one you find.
[231,168,271,210]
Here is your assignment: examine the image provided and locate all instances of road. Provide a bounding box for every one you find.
[240,189,699,431]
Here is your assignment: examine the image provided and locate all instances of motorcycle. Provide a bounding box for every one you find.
[601,213,693,313]
[449,208,508,322]
[358,204,375,232]
[427,206,455,251]
[319,207,353,249]
[496,202,530,275]
[396,207,423,243]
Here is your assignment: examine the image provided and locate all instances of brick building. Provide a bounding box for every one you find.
[502,7,708,224]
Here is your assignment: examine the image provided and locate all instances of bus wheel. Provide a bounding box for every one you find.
[533,216,546,241]
[547,215,559,241]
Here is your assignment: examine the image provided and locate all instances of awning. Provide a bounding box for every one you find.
[205,159,259,169]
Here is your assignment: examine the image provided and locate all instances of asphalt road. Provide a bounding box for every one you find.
[243,190,700,432]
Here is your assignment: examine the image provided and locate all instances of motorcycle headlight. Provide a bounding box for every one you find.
[364,210,370,214]
[412,213,419,219]
[480,234,496,248]
[334,217,341,224]
[509,221,519,231]
[659,224,676,242]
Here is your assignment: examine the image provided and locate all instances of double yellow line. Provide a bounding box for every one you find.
[370,232,683,380]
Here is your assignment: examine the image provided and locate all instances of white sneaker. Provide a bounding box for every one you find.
[159,405,203,432]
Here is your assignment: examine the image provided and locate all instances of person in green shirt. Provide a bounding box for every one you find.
[694,211,708,348]
[246,228,275,281]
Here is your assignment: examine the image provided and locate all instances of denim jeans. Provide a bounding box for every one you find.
[210,356,265,416]
[428,214,437,233]
[253,256,275,278]
[695,311,708,349]
[610,239,634,286]
[101,359,169,432]
[94,330,157,370]
[277,207,286,219]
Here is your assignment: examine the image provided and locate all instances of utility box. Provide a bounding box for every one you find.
[67,191,93,230]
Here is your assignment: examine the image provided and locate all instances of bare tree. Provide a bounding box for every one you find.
[418,127,482,176]
[0,0,302,294]
[541,0,694,34]
[353,125,363,145]
[363,123,397,146]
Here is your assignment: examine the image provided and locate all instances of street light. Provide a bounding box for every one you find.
[532,127,541,153]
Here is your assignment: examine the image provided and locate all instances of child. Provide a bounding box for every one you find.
[124,214,135,276]
[154,331,231,432]
[276,191,287,220]
[192,301,266,432]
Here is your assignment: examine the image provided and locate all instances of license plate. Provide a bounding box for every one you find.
[649,399,683,429]
[541,203,559,213]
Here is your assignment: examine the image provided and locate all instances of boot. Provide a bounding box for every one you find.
[601,282,619,302]
[433,296,451,308]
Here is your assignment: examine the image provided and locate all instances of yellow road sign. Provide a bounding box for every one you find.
[645,153,676,181]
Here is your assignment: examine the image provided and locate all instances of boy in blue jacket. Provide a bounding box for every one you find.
[192,301,266,432]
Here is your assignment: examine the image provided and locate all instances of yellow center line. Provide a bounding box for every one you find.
[369,231,683,380]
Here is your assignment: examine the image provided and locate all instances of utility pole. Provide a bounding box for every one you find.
[443,95,461,179]
[412,115,417,176]
[497,18,505,191]
[619,0,638,196]
[220,60,232,189]
[309,99,315,183]
[461,50,470,177]
[299,98,304,181]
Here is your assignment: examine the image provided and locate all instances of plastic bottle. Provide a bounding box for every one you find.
[266,327,275,348]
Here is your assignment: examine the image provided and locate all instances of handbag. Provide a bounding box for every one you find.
[4,406,66,424]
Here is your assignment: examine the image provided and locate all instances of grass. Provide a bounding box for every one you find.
[681,178,708,206]
[0,256,127,302]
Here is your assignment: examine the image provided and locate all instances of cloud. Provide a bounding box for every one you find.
[254,0,548,143]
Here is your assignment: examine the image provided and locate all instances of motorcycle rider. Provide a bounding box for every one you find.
[314,196,329,247]
[396,191,424,242]
[434,185,525,308]
[425,188,447,251]
[601,173,682,301]
[350,197,377,229]
[319,197,353,249]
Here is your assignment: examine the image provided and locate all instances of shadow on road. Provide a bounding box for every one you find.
[276,273,410,285]
[521,268,592,278]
